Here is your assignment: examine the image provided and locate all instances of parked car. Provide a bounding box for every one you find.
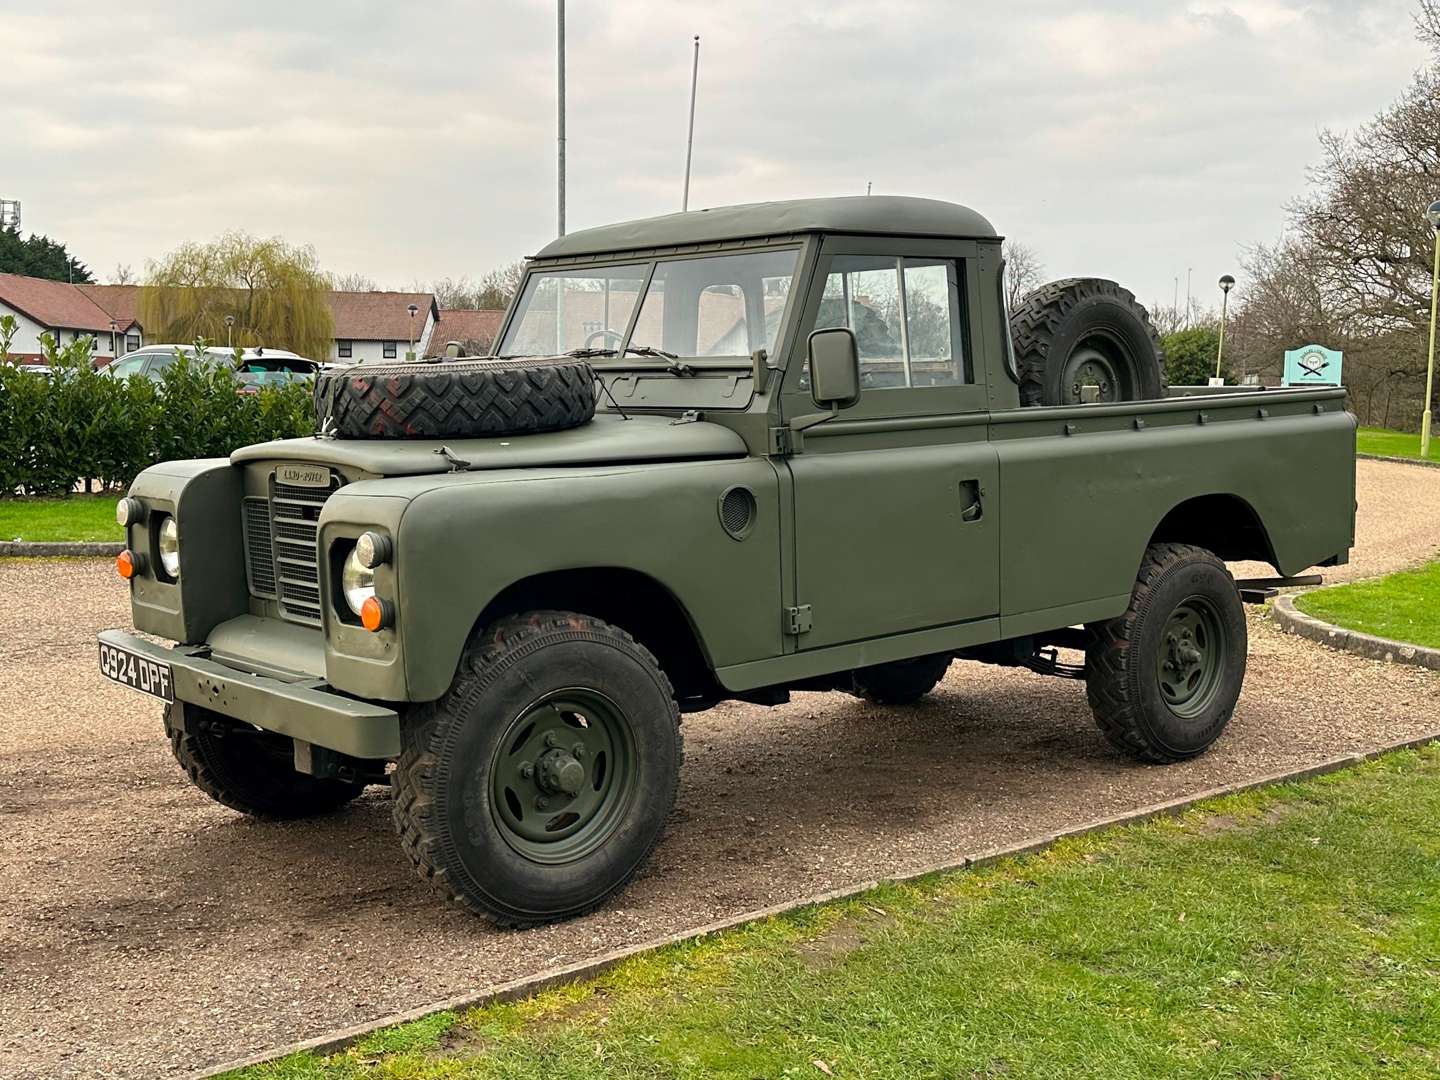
[99,196,1356,927]
[105,345,320,388]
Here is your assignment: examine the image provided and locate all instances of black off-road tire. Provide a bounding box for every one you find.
[314,357,596,439]
[1085,543,1246,764]
[848,653,952,706]
[391,611,682,927]
[164,705,366,819]
[1009,278,1166,406]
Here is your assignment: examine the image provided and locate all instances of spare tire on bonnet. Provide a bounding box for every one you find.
[1009,278,1166,407]
[313,357,596,439]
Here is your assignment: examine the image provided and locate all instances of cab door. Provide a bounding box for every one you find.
[780,237,998,650]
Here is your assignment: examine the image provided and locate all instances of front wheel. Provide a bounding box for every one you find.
[1085,543,1246,763]
[392,611,682,926]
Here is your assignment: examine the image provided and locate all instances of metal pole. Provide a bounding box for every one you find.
[1215,289,1229,379]
[557,0,566,236]
[682,35,700,211]
[1422,228,1439,459]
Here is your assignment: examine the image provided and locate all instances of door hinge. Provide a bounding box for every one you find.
[784,604,813,635]
[768,426,798,455]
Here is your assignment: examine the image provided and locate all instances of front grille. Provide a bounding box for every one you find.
[241,470,340,627]
[242,498,276,597]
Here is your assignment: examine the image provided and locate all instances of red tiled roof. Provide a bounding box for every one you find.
[0,272,118,332]
[77,283,142,331]
[425,309,506,356]
[327,291,438,342]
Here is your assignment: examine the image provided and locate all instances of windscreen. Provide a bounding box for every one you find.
[499,248,799,360]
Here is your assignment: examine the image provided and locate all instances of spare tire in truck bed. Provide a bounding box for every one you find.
[314,357,597,439]
[1009,278,1166,407]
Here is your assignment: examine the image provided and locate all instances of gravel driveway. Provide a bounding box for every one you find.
[1,459,1437,1079]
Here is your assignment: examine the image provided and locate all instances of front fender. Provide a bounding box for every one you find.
[395,458,783,702]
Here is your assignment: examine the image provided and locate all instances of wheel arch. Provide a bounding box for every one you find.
[1147,493,1278,570]
[467,567,722,707]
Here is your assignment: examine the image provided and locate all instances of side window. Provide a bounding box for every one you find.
[107,355,148,378]
[812,255,965,389]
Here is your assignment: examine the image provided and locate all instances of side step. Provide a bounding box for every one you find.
[1233,574,1323,604]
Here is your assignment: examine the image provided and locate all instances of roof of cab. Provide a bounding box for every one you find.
[533,195,998,260]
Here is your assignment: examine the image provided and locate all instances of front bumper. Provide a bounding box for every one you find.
[98,629,401,759]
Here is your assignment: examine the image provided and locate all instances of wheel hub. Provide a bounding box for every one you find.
[489,688,637,864]
[1156,597,1227,719]
[535,748,585,796]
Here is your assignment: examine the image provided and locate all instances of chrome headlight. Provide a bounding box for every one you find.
[342,546,376,614]
[157,515,180,578]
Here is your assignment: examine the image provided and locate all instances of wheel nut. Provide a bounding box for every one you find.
[544,732,560,749]
[519,762,534,779]
[536,796,549,811]
[572,743,586,758]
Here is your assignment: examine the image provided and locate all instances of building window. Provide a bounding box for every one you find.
[90,336,99,351]
[383,341,397,359]
[338,340,353,359]
[126,333,140,354]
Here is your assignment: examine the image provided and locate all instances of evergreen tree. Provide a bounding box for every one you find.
[0,225,93,282]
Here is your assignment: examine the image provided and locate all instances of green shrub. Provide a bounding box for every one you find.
[0,337,314,497]
[1160,326,1234,387]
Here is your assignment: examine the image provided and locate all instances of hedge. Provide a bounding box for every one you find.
[0,341,312,497]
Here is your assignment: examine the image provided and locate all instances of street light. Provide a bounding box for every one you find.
[109,319,117,358]
[224,314,235,350]
[1421,200,1440,460]
[1215,274,1235,382]
[407,303,419,360]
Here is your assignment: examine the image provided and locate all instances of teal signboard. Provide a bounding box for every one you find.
[1283,344,1343,387]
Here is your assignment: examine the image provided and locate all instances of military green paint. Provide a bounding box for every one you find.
[111,197,1356,747]
[96,629,400,757]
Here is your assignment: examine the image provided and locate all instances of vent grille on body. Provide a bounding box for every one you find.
[719,486,757,540]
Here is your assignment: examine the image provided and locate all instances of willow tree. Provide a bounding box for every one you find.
[139,232,335,360]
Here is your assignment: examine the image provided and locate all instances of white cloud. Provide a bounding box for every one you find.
[0,0,1427,310]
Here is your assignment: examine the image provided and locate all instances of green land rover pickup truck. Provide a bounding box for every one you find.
[99,196,1355,925]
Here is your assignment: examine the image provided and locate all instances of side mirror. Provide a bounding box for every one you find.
[807,327,861,410]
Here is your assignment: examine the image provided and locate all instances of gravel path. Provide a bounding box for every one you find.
[2,458,1438,1079]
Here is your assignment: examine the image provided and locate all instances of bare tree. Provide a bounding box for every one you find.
[111,263,135,285]
[1002,240,1045,309]
[329,271,378,292]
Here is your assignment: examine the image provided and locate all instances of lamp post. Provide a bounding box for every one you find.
[224,314,235,350]
[109,319,117,358]
[1216,275,1235,382]
[1421,200,1440,460]
[407,303,419,360]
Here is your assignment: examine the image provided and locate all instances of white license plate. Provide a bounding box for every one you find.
[98,640,174,701]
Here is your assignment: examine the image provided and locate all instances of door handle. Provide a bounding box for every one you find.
[959,479,983,523]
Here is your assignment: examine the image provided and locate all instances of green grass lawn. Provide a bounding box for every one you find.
[1356,426,1440,463]
[228,746,1440,1080]
[0,495,123,543]
[1297,560,1440,650]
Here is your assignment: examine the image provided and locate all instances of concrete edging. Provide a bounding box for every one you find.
[1273,593,1440,671]
[197,729,1440,1079]
[1356,451,1440,470]
[0,540,123,557]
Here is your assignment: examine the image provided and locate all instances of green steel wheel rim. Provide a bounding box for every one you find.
[489,687,638,865]
[1156,595,1228,720]
[1062,342,1123,403]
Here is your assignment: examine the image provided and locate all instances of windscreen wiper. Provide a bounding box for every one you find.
[565,345,694,375]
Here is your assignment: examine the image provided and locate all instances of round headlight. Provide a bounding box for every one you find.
[342,546,376,614]
[355,531,392,569]
[157,515,180,578]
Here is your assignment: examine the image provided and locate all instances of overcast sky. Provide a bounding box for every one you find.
[1,0,1428,310]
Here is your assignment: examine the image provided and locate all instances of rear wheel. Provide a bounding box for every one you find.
[1085,543,1246,763]
[392,611,682,926]
[165,705,366,819]
[849,653,952,706]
